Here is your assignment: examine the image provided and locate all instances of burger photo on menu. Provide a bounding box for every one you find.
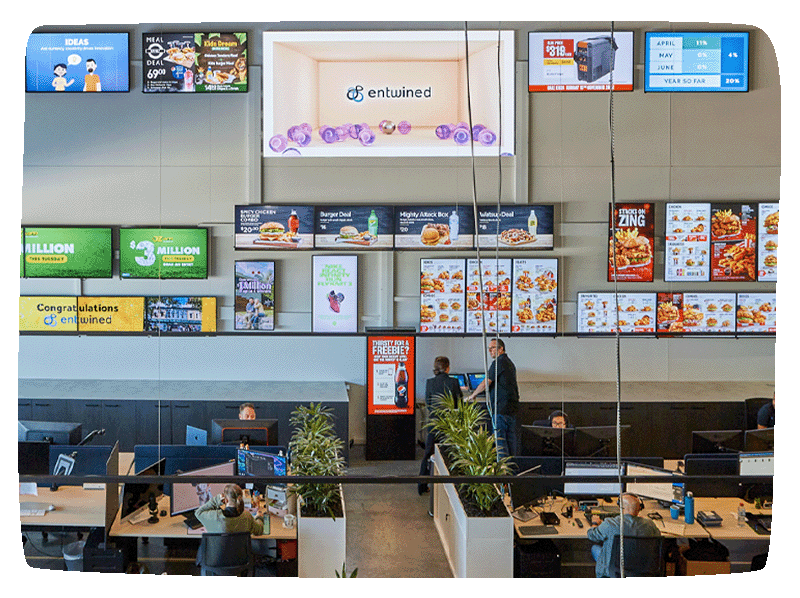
[314,206,394,249]
[394,205,474,249]
[235,205,315,250]
[736,293,777,333]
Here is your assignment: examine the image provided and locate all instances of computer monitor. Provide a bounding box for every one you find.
[563,460,624,498]
[170,460,234,517]
[210,419,278,446]
[739,452,774,476]
[18,441,51,476]
[237,448,287,493]
[521,425,576,457]
[18,421,82,445]
[509,456,564,507]
[573,425,630,458]
[451,373,468,389]
[120,458,166,519]
[683,453,740,498]
[691,429,744,454]
[186,425,208,446]
[625,462,684,506]
[467,373,486,395]
[744,428,774,452]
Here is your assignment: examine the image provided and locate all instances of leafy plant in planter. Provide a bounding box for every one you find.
[288,403,345,519]
[427,391,512,516]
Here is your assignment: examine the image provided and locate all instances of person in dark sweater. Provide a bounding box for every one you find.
[418,356,463,495]
[757,393,775,429]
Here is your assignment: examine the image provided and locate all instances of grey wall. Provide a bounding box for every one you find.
[20,21,778,443]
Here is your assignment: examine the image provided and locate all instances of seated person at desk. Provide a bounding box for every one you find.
[194,484,265,535]
[757,394,775,429]
[547,410,570,428]
[586,493,661,578]
[418,356,463,495]
[239,403,256,421]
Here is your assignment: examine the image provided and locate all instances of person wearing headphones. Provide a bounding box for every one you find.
[548,410,570,428]
[586,492,661,578]
[194,483,265,535]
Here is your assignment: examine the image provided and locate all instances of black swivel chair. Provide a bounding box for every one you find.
[197,532,255,576]
[744,397,772,431]
[608,535,664,577]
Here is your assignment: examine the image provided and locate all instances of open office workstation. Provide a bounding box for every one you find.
[19,18,777,578]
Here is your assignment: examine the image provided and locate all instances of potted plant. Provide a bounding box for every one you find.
[288,403,346,578]
[427,392,514,577]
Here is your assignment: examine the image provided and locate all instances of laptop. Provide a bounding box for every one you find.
[186,425,208,446]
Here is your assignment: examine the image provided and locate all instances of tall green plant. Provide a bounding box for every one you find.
[288,403,345,519]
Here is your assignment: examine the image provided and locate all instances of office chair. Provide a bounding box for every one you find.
[744,397,772,431]
[608,535,664,577]
[197,532,254,576]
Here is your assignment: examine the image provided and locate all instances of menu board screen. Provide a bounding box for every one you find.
[26,33,130,92]
[657,292,737,335]
[235,205,315,250]
[143,33,248,93]
[466,258,512,333]
[512,259,558,333]
[312,255,358,333]
[476,205,554,249]
[119,228,208,279]
[394,205,474,249]
[645,32,749,92]
[234,262,275,331]
[665,203,712,281]
[528,31,634,92]
[144,297,217,332]
[710,202,757,282]
[737,293,776,334]
[367,335,415,415]
[315,206,394,249]
[608,203,654,282]
[577,292,656,334]
[419,259,466,333]
[757,203,778,282]
[22,227,112,278]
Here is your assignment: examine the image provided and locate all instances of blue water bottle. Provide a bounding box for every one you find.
[684,492,695,525]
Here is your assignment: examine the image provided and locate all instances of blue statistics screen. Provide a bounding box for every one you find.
[644,32,749,92]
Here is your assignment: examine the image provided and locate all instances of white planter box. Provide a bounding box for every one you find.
[432,444,513,578]
[296,486,346,578]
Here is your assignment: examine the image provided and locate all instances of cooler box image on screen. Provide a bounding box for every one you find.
[575,36,617,83]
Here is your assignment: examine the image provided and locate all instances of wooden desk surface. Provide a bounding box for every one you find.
[109,494,296,541]
[20,485,107,528]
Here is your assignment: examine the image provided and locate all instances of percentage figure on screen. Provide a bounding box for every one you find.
[728,52,739,58]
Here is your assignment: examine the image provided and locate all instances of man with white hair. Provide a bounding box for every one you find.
[586,492,661,578]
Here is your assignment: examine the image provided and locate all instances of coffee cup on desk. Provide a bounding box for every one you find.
[670,505,680,520]
[283,514,296,529]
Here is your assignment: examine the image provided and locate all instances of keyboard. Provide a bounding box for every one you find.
[518,525,557,537]
[20,508,46,517]
[660,521,685,536]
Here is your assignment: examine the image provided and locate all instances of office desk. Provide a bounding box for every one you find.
[20,486,107,531]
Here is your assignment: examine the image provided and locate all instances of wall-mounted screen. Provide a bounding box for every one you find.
[709,202,757,282]
[577,292,656,334]
[21,227,112,278]
[26,32,130,92]
[263,30,515,157]
[665,203,712,281]
[466,258,512,334]
[312,255,358,333]
[608,203,654,282]
[235,205,315,250]
[528,31,634,92]
[757,203,778,282]
[77,297,145,333]
[476,205,554,250]
[119,228,208,279]
[656,292,737,335]
[511,258,558,334]
[19,297,78,332]
[144,297,217,333]
[644,31,749,92]
[315,205,394,249]
[142,32,248,93]
[234,261,275,331]
[394,205,474,249]
[737,293,776,334]
[419,258,466,333]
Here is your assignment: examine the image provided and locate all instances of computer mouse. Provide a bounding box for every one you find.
[47,504,56,511]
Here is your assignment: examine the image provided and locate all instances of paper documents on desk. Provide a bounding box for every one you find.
[19,483,38,496]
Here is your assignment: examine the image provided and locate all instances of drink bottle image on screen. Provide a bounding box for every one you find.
[394,363,408,408]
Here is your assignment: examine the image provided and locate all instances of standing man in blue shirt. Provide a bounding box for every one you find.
[586,492,661,578]
[468,338,519,459]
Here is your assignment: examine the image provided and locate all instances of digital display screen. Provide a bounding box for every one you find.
[466,258,512,333]
[420,259,466,334]
[394,205,474,249]
[143,296,217,333]
[315,205,394,249]
[26,32,130,92]
[737,293,776,334]
[645,31,749,92]
[577,292,656,334]
[234,262,275,331]
[656,292,736,335]
[312,255,358,333]
[608,203,654,282]
[142,32,248,93]
[528,31,634,92]
[511,258,558,334]
[367,334,415,415]
[119,228,208,279]
[235,205,315,250]
[21,227,112,278]
[476,205,554,250]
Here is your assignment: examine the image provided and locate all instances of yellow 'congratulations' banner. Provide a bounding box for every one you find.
[19,297,78,331]
[77,297,145,332]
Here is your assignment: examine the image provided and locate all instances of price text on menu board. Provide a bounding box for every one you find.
[577,292,656,334]
[608,203,654,282]
[367,335,415,416]
[645,32,749,92]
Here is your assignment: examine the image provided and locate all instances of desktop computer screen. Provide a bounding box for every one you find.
[121,458,166,519]
[170,460,234,516]
[237,448,287,478]
[739,452,774,476]
[467,373,486,394]
[451,373,468,389]
[625,462,684,505]
[563,461,623,497]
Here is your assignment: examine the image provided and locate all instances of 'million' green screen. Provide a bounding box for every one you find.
[22,227,113,278]
[119,228,208,279]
